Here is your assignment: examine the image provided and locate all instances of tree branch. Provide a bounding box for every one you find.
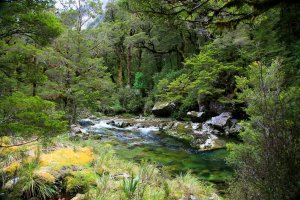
[0,137,41,148]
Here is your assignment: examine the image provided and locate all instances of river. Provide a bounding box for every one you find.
[83,118,233,191]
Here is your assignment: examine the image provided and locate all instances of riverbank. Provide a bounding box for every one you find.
[0,134,222,200]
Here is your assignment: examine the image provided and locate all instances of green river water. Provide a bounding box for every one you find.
[86,119,233,189]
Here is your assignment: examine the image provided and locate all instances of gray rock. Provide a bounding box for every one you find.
[107,120,115,125]
[208,112,232,130]
[191,132,226,151]
[70,124,82,134]
[79,119,95,127]
[226,120,244,135]
[113,121,131,128]
[189,194,202,200]
[152,101,176,117]
[69,124,90,139]
[191,123,201,130]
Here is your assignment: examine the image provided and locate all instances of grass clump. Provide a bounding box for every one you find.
[65,170,98,193]
[123,175,139,199]
[1,135,221,200]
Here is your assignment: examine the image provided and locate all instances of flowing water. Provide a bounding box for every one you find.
[85,119,233,186]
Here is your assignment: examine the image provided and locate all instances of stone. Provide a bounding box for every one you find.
[191,132,226,151]
[79,119,95,127]
[70,124,82,134]
[191,123,201,130]
[113,121,131,128]
[226,120,244,135]
[152,101,176,117]
[107,120,115,125]
[89,115,97,120]
[189,194,201,200]
[208,112,232,130]
[187,111,210,122]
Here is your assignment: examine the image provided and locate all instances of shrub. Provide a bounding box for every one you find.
[117,87,144,113]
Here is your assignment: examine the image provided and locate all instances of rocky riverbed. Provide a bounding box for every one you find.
[69,113,243,184]
[72,111,243,151]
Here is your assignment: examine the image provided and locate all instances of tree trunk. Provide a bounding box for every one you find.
[127,45,132,87]
[32,82,37,96]
[137,46,143,70]
[118,60,123,87]
[71,100,77,124]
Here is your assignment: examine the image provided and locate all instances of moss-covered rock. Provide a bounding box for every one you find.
[152,101,176,117]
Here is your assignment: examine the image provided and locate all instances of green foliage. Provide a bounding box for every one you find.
[12,159,57,200]
[117,87,144,113]
[227,59,300,199]
[155,42,242,117]
[123,175,139,199]
[133,72,145,89]
[20,175,56,200]
[65,170,98,193]
[0,92,67,141]
[0,0,63,45]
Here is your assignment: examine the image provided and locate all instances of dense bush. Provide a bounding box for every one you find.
[227,60,300,199]
[117,87,144,114]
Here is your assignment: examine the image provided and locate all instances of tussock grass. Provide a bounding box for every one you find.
[1,134,221,200]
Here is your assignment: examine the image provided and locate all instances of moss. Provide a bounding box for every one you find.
[40,147,94,168]
[0,136,12,145]
[3,161,21,173]
[65,170,98,193]
[165,130,194,144]
[34,171,56,183]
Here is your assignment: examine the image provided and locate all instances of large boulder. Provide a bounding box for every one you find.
[207,112,232,130]
[70,124,82,136]
[152,101,176,117]
[187,111,210,122]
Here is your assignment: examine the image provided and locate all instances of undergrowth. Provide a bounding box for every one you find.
[0,134,221,200]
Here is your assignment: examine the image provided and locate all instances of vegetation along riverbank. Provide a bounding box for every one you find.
[0,0,299,199]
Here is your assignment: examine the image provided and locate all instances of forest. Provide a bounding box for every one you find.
[0,0,299,199]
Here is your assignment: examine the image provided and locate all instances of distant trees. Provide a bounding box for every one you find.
[43,0,115,123]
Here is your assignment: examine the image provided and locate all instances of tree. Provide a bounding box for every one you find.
[227,60,300,199]
[0,0,63,45]
[0,92,66,146]
[0,0,66,147]
[50,0,116,123]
